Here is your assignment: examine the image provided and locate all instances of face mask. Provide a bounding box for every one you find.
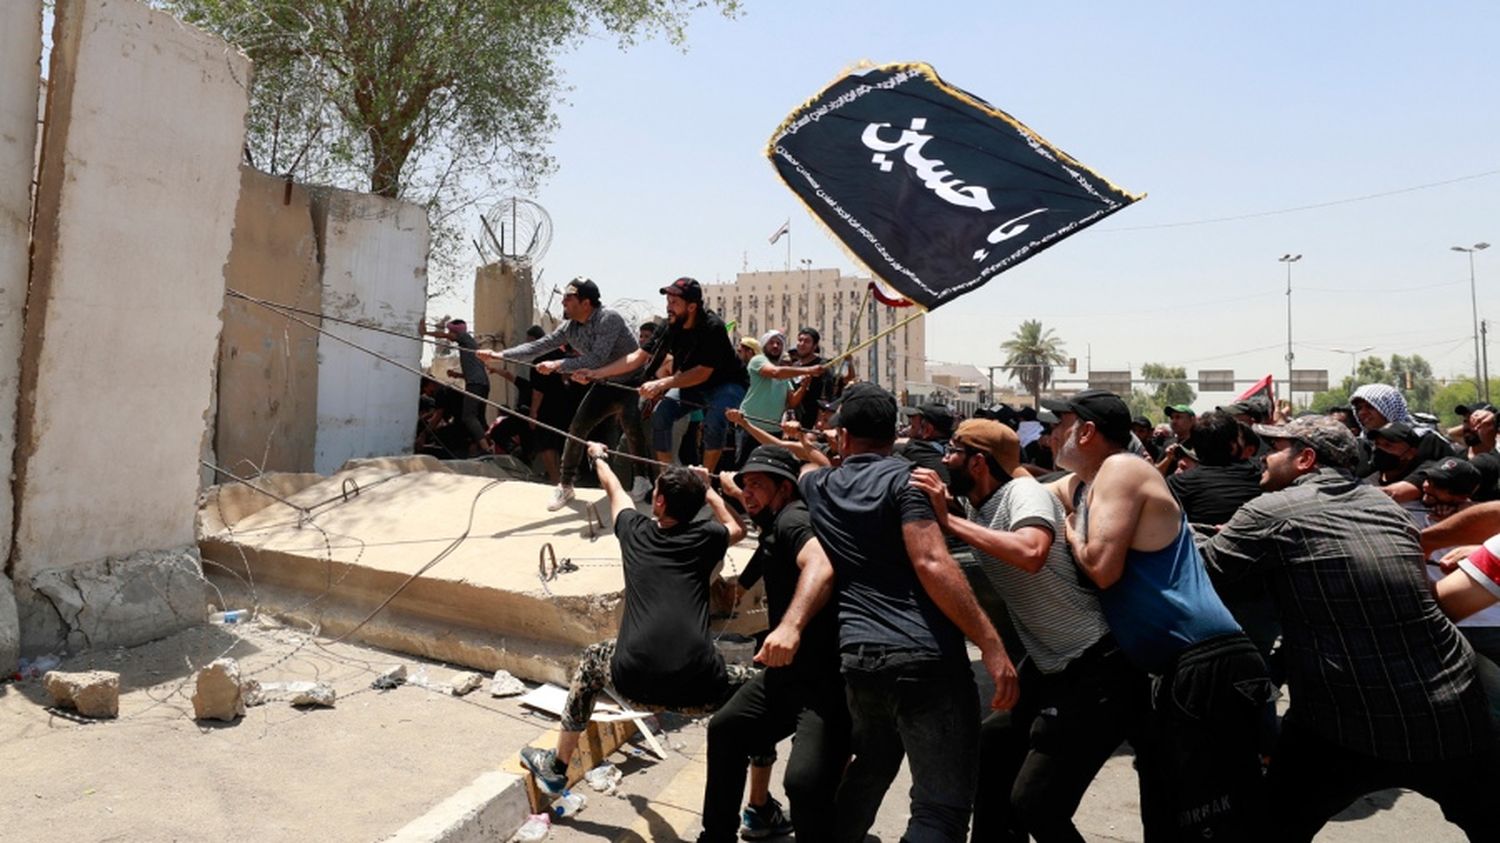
[750,505,779,530]
[1371,450,1402,471]
[1464,432,1481,447]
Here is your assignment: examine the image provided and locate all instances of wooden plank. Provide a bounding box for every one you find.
[511,720,640,813]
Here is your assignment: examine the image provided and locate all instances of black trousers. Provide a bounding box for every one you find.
[971,637,1149,843]
[1267,719,1499,842]
[700,667,850,842]
[558,383,648,486]
[1135,632,1273,842]
[459,380,490,446]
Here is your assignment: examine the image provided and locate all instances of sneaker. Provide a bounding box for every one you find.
[546,484,575,512]
[740,796,793,840]
[630,476,652,503]
[519,746,568,795]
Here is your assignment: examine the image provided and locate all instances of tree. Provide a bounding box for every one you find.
[1123,390,1161,424]
[1000,320,1067,401]
[1140,362,1196,411]
[156,0,739,294]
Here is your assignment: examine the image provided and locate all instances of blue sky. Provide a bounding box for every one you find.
[497,0,1499,404]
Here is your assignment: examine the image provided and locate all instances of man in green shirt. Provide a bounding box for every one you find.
[736,330,823,467]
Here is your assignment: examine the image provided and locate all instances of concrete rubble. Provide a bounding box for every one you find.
[43,669,120,718]
[490,669,526,697]
[372,664,407,690]
[449,671,484,696]
[192,658,246,721]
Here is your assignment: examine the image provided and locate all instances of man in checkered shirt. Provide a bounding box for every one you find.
[1197,414,1497,841]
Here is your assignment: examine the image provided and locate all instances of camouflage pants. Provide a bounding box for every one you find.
[561,639,757,732]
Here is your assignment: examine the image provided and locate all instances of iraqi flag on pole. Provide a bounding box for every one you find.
[1236,374,1275,403]
[767,62,1143,310]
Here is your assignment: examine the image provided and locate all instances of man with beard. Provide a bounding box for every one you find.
[1043,390,1271,841]
[483,278,646,511]
[1454,403,1500,501]
[736,330,825,468]
[787,327,836,428]
[697,446,848,842]
[800,382,1019,842]
[1198,415,1496,841]
[584,277,747,473]
[910,419,1147,843]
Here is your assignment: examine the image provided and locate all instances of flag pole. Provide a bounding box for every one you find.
[785,224,791,271]
[825,308,927,368]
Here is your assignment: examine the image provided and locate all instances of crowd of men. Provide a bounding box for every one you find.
[421,278,1500,841]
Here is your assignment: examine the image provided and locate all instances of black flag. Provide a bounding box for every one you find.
[767,62,1142,310]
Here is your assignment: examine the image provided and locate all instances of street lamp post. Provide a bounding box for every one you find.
[1331,345,1373,383]
[1453,243,1491,403]
[1280,254,1302,403]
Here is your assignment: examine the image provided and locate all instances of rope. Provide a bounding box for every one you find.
[226,288,674,471]
[225,288,792,431]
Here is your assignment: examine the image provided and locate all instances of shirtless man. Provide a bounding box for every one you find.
[1042,390,1271,842]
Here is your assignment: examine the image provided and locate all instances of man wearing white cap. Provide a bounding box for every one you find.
[736,329,824,469]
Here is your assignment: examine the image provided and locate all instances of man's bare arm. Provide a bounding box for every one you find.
[903,519,1018,710]
[1422,501,1500,554]
[699,470,746,546]
[585,348,652,381]
[1066,461,1148,589]
[587,442,634,521]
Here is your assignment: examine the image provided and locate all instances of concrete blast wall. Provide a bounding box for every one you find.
[311,189,429,475]
[0,1,43,575]
[10,0,249,650]
[216,169,322,475]
[475,260,537,414]
[0,0,43,673]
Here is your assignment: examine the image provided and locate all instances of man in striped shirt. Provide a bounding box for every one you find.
[910,419,1148,842]
[1199,414,1497,841]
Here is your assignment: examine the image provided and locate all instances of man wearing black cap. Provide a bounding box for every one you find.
[485,277,649,510]
[1198,415,1496,841]
[421,317,492,454]
[799,382,1019,842]
[1453,403,1500,501]
[1042,390,1271,841]
[896,403,956,482]
[1366,421,1456,509]
[698,446,847,843]
[586,277,749,474]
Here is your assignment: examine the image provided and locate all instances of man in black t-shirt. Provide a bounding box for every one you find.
[698,446,848,843]
[1169,411,1280,660]
[799,382,1019,842]
[520,444,754,798]
[421,317,490,454]
[582,277,748,474]
[895,403,954,483]
[788,327,836,429]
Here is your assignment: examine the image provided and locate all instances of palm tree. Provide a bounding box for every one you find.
[1001,320,1068,401]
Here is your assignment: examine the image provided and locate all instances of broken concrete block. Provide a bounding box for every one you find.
[450,671,483,696]
[287,681,336,708]
[0,575,18,678]
[242,678,267,707]
[372,664,407,690]
[192,658,246,722]
[490,669,525,697]
[43,670,119,719]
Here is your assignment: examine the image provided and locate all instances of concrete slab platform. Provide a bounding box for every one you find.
[200,464,762,685]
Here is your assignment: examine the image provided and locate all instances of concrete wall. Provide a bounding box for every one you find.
[216,168,322,475]
[10,0,249,649]
[311,189,429,475]
[474,260,536,414]
[0,1,43,574]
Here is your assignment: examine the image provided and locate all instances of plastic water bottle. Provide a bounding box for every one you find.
[552,789,587,818]
[210,609,248,623]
